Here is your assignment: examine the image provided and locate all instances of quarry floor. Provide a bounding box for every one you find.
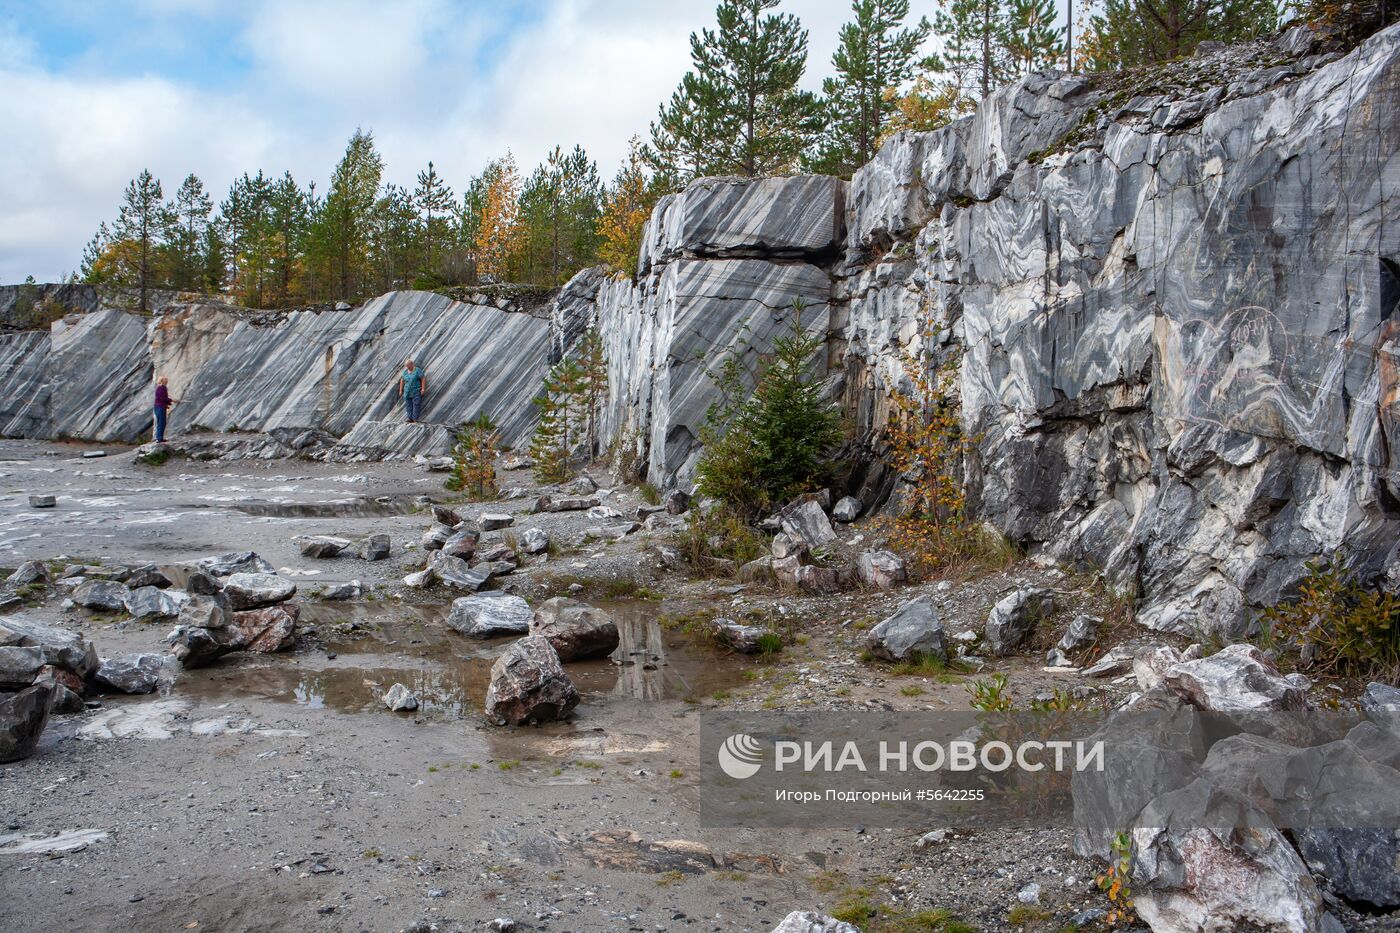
[0,439,1386,933]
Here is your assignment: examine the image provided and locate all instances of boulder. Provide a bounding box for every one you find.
[0,682,54,763]
[737,557,775,584]
[1360,681,1400,715]
[196,551,274,577]
[866,596,947,664]
[431,504,462,526]
[778,499,837,548]
[0,645,45,689]
[185,570,223,595]
[1131,781,1324,933]
[530,598,620,661]
[231,605,298,652]
[831,496,862,522]
[383,683,419,711]
[421,524,451,551]
[1081,645,1136,678]
[519,528,550,555]
[795,565,839,595]
[480,513,514,531]
[983,587,1054,656]
[1163,644,1308,712]
[94,653,171,693]
[588,505,624,521]
[178,592,234,630]
[856,550,907,589]
[484,636,580,725]
[34,663,84,695]
[0,617,98,678]
[28,495,56,509]
[537,496,598,513]
[712,619,771,654]
[321,580,363,601]
[446,594,533,638]
[167,624,244,668]
[474,542,518,565]
[124,585,184,621]
[356,534,392,561]
[427,550,494,591]
[441,529,479,560]
[1133,645,1184,693]
[74,580,130,612]
[125,565,173,589]
[770,912,860,933]
[7,560,49,587]
[222,572,297,610]
[1055,613,1099,655]
[50,683,85,715]
[771,533,807,561]
[294,535,352,558]
[663,489,692,515]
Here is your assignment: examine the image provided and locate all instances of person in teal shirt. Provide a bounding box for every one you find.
[398,359,427,423]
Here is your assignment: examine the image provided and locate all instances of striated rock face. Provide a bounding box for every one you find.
[0,289,553,453]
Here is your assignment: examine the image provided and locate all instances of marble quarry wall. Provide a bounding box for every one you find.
[1,22,1396,631]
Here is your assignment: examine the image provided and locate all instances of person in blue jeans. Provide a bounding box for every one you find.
[398,359,427,423]
[153,376,177,442]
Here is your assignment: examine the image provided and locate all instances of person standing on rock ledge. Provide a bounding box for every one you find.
[153,376,177,443]
[398,359,427,423]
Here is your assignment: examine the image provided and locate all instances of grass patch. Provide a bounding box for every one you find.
[1006,905,1051,926]
[900,685,925,697]
[655,869,686,887]
[135,446,173,466]
[640,482,662,505]
[497,759,520,771]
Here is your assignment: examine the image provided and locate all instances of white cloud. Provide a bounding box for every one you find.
[0,0,872,282]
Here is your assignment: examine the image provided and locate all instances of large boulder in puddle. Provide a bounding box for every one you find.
[866,596,946,664]
[1162,644,1307,712]
[447,594,533,638]
[231,605,298,653]
[195,551,275,577]
[983,587,1053,656]
[771,912,860,933]
[167,625,244,668]
[124,585,184,621]
[222,572,297,610]
[0,617,98,679]
[529,598,620,661]
[0,682,55,763]
[74,580,130,612]
[484,636,579,725]
[94,653,172,693]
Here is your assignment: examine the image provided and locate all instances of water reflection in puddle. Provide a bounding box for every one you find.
[180,601,752,717]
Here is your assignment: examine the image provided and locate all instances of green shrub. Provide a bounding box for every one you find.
[696,299,843,518]
[676,505,767,575]
[1263,556,1400,681]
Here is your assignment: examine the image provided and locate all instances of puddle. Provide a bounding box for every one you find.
[177,601,755,717]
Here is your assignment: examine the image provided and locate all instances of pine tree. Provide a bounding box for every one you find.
[221,171,276,307]
[578,327,608,459]
[930,0,1012,100]
[310,129,384,300]
[113,169,168,312]
[475,153,526,282]
[521,145,603,285]
[1083,0,1277,68]
[696,299,843,516]
[169,174,212,291]
[447,412,500,500]
[370,183,421,292]
[597,138,658,275]
[808,0,932,177]
[266,172,308,306]
[645,0,822,181]
[1003,0,1065,75]
[414,161,454,283]
[530,358,588,483]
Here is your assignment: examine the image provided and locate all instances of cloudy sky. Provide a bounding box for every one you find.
[0,0,864,283]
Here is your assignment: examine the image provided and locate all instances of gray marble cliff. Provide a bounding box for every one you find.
[0,22,1395,633]
[554,22,1400,636]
